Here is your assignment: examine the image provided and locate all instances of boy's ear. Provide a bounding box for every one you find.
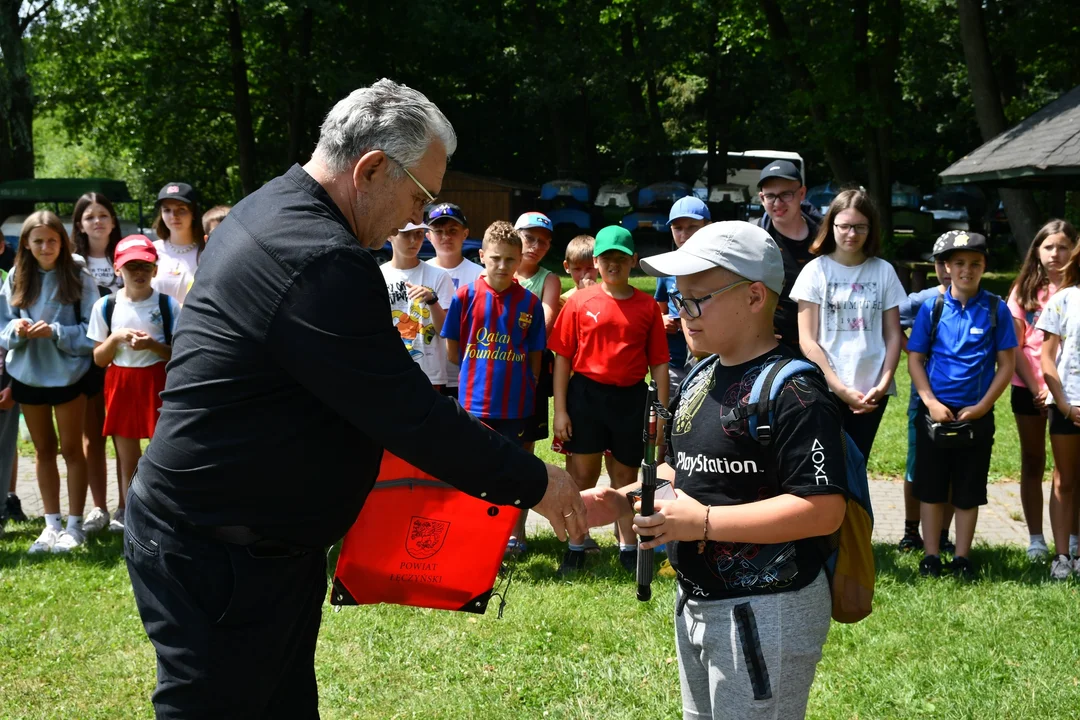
[478,248,486,263]
[562,260,570,272]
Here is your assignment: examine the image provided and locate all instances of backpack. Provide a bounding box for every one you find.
[103,293,173,346]
[927,292,998,350]
[676,354,875,623]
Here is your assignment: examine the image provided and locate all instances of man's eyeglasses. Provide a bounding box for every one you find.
[834,223,870,235]
[671,280,751,319]
[385,153,436,206]
[760,190,796,204]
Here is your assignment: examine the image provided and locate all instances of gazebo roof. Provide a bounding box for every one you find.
[940,85,1080,187]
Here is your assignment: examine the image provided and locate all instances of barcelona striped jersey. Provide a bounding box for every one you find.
[442,276,546,419]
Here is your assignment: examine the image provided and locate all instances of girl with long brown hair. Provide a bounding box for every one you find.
[789,188,905,460]
[151,182,203,304]
[0,211,100,553]
[1007,219,1077,562]
[72,192,123,535]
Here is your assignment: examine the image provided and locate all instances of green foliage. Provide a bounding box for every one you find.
[17,0,1080,213]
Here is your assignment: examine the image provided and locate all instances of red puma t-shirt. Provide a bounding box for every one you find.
[549,284,669,387]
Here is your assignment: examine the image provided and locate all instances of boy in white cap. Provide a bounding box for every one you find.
[579,221,847,720]
[381,222,455,387]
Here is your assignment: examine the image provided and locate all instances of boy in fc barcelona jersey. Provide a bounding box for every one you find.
[442,221,546,443]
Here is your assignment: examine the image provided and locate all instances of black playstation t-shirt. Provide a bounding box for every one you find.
[666,345,846,601]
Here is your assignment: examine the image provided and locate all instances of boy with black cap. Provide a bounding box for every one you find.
[425,203,482,397]
[580,221,847,720]
[656,197,710,388]
[551,226,669,573]
[756,161,822,352]
[907,231,1016,578]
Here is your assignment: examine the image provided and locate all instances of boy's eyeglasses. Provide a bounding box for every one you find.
[671,280,750,319]
[384,154,436,205]
[760,191,796,204]
[834,223,870,235]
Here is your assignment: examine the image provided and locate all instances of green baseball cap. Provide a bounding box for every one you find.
[593,226,635,256]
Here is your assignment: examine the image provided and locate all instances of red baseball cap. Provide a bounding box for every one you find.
[115,235,158,269]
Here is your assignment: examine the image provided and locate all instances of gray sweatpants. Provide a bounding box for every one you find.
[675,572,831,720]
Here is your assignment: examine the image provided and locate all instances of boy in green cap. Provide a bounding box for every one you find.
[550,226,669,574]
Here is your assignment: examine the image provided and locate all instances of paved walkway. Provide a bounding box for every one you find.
[10,460,1051,547]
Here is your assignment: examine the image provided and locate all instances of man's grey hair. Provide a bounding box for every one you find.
[314,79,457,176]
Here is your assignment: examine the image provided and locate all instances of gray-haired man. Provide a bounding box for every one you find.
[124,79,585,718]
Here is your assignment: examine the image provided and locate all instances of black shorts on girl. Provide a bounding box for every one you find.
[1010,385,1042,417]
[10,374,89,407]
[564,373,648,467]
[912,404,994,509]
[1047,405,1080,436]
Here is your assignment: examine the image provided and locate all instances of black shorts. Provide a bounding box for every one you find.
[82,362,106,397]
[564,374,648,467]
[1048,405,1080,435]
[481,417,528,447]
[1010,385,1041,417]
[523,350,554,442]
[11,374,88,407]
[912,405,994,509]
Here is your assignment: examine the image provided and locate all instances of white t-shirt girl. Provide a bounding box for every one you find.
[86,256,121,293]
[382,262,455,385]
[789,255,906,395]
[1035,285,1080,406]
[152,239,199,304]
[87,291,181,368]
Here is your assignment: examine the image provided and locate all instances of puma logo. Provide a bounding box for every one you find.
[585,310,601,322]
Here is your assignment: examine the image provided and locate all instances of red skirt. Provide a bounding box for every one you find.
[102,363,167,439]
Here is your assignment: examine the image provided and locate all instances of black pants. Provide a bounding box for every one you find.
[834,394,889,461]
[124,483,327,719]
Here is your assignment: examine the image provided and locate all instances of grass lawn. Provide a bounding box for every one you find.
[1,528,1078,719]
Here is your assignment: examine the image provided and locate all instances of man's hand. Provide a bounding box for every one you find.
[662,314,679,334]
[531,463,586,541]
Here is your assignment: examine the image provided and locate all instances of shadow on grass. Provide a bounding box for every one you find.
[873,541,1055,586]
[0,518,127,569]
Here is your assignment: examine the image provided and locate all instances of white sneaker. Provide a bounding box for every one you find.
[83,507,110,535]
[109,507,125,534]
[1050,555,1073,580]
[53,528,86,553]
[1026,539,1049,562]
[28,526,61,554]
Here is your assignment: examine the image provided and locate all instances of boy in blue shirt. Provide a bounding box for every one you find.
[907,232,1017,578]
[655,197,710,388]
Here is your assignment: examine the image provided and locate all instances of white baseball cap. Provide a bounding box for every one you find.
[639,221,785,295]
[397,221,431,233]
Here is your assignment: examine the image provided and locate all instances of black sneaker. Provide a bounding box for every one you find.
[949,556,975,580]
[619,549,637,572]
[897,533,924,552]
[6,494,27,523]
[557,549,586,577]
[919,554,942,578]
[939,531,956,555]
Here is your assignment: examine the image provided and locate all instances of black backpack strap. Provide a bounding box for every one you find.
[104,294,115,334]
[927,293,945,353]
[158,293,173,346]
[988,294,999,332]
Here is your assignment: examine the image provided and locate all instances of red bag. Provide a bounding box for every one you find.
[331,452,519,614]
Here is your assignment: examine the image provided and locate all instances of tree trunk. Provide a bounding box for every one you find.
[956,0,1042,255]
[286,5,314,167]
[758,0,856,184]
[227,0,257,197]
[0,0,36,185]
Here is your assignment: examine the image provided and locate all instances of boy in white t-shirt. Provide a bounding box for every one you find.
[382,222,455,388]
[425,203,482,397]
[87,235,180,529]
